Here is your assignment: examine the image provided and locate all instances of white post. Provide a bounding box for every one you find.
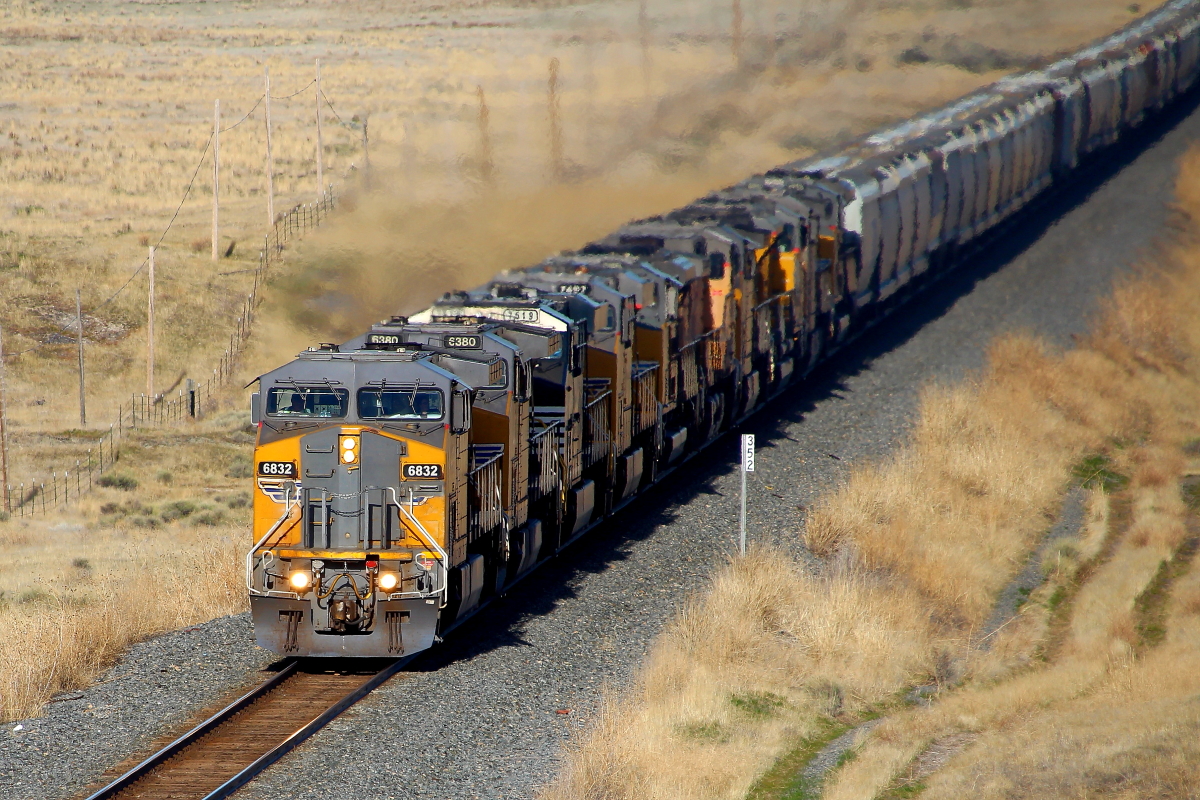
[147,246,155,400]
[76,289,86,425]
[740,433,754,556]
[265,67,275,227]
[212,98,220,261]
[315,58,324,197]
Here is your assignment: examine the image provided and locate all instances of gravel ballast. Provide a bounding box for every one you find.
[0,614,277,800]
[4,87,1197,800]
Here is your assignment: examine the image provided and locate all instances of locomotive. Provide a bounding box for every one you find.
[246,0,1200,657]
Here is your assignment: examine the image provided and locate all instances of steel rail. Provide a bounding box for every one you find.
[82,660,300,800]
[199,657,410,800]
[81,657,411,800]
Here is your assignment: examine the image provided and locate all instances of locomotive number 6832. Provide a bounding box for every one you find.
[403,463,444,480]
[257,461,297,478]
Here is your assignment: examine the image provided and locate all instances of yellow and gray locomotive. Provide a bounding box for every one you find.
[248,0,1200,657]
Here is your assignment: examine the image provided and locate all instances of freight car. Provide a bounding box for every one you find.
[246,0,1200,657]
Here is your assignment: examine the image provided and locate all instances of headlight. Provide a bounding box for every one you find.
[378,572,399,591]
[289,571,311,590]
[341,436,358,464]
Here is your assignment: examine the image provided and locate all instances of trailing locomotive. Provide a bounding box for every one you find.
[247,1,1200,657]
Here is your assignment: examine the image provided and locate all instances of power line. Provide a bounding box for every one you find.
[220,93,264,133]
[2,78,350,360]
[272,78,316,101]
[321,90,345,125]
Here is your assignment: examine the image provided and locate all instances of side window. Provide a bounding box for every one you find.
[708,252,725,278]
[451,389,472,433]
[781,223,796,252]
[514,358,529,401]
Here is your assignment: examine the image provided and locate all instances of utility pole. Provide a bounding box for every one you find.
[732,0,744,69]
[212,98,220,262]
[362,113,369,179]
[315,58,324,197]
[639,0,651,98]
[548,57,563,181]
[265,67,275,227]
[0,323,9,513]
[477,85,494,185]
[147,246,156,401]
[76,289,86,426]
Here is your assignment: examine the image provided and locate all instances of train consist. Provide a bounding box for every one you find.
[247,1,1200,657]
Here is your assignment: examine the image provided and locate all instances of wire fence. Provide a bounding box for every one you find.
[4,185,340,517]
[7,421,123,518]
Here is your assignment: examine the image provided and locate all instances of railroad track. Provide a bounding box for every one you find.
[81,658,408,800]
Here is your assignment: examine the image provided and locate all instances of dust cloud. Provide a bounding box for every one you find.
[247,0,1157,372]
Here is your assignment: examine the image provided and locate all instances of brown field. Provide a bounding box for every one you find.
[539,149,1200,799]
[0,0,1162,721]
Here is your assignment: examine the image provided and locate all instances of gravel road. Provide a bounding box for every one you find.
[4,92,1198,800]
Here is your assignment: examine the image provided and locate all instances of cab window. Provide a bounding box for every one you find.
[266,387,348,418]
[357,389,445,420]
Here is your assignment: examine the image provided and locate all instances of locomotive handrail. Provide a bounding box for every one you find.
[386,487,449,605]
[752,292,789,312]
[582,390,612,468]
[529,420,564,502]
[246,487,301,594]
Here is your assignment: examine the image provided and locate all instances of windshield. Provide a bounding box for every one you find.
[357,388,445,420]
[266,387,349,418]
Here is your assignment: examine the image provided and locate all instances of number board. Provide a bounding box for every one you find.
[442,334,482,350]
[499,308,540,323]
[403,463,444,480]
[366,333,402,348]
[258,461,297,478]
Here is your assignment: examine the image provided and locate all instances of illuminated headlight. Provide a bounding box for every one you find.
[378,572,399,591]
[289,571,311,590]
[341,436,359,464]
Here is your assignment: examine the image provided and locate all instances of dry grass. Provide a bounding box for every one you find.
[539,152,1200,800]
[0,411,254,722]
[0,531,245,722]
